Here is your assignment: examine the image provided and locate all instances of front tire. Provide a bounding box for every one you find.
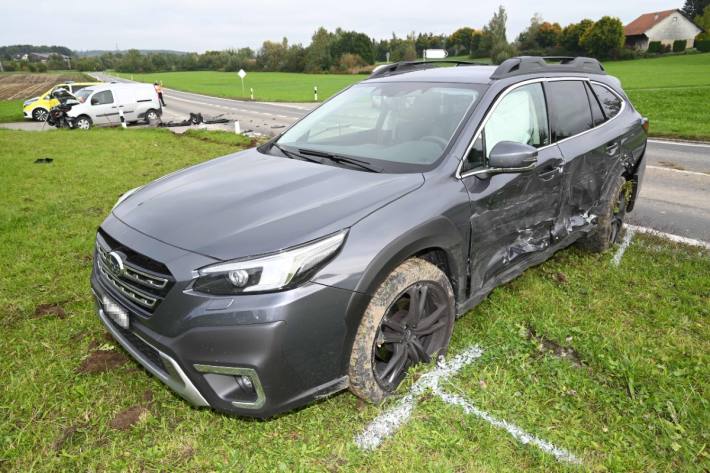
[75,115,92,130]
[577,176,628,252]
[32,108,48,122]
[348,258,455,403]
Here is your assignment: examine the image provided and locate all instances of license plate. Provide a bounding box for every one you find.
[102,295,129,329]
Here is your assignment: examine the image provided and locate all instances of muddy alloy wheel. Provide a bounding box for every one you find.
[576,176,627,253]
[349,258,455,403]
[32,108,48,122]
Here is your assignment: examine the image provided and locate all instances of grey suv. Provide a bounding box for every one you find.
[91,57,648,417]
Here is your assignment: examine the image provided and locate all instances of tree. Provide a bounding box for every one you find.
[484,6,515,63]
[560,19,594,53]
[537,22,562,49]
[694,5,710,40]
[516,14,543,51]
[683,0,710,18]
[305,27,334,72]
[580,17,625,59]
[331,30,375,64]
[448,27,476,56]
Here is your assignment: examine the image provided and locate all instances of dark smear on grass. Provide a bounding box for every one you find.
[554,271,568,284]
[527,326,583,367]
[109,405,149,431]
[77,350,128,374]
[34,303,67,319]
[52,423,85,451]
[34,157,53,164]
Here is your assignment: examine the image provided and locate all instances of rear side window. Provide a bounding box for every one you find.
[591,84,622,119]
[545,81,593,142]
[91,90,114,106]
[585,83,606,127]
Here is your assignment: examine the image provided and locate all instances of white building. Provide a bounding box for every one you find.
[624,9,703,51]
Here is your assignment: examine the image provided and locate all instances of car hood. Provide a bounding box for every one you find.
[113,148,424,260]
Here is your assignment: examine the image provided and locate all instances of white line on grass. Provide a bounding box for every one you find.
[355,346,483,450]
[626,224,710,250]
[434,389,581,465]
[612,227,637,266]
[355,345,581,464]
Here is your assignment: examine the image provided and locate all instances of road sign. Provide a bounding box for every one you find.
[423,49,448,60]
[238,69,247,96]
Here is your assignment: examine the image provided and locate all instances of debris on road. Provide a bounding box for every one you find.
[159,112,229,127]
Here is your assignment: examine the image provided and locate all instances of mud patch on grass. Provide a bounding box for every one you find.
[527,326,583,367]
[77,349,128,374]
[34,303,67,319]
[52,423,85,451]
[109,405,150,431]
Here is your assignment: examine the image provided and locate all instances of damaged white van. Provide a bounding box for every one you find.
[71,83,162,129]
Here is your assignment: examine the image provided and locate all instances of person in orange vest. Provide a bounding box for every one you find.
[154,82,166,107]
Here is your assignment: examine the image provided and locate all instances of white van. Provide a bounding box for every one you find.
[70,83,162,129]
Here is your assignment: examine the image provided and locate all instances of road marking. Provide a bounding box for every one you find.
[612,227,637,266]
[627,224,710,250]
[648,139,710,149]
[355,345,580,464]
[647,165,709,177]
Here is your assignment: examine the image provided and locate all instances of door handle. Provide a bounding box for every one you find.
[606,142,619,154]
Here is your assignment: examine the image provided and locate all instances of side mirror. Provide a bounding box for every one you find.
[488,141,538,171]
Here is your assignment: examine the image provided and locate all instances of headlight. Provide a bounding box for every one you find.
[112,186,142,210]
[192,230,347,294]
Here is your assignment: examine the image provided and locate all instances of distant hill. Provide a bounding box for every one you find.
[75,49,192,57]
[0,44,73,59]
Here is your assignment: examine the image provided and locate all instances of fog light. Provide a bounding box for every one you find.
[235,375,255,393]
[228,269,250,287]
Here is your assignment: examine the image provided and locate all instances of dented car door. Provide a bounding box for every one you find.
[459,81,564,291]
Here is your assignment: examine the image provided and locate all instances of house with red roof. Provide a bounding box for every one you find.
[624,9,702,51]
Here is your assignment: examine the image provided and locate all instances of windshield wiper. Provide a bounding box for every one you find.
[298,148,382,173]
[271,142,320,163]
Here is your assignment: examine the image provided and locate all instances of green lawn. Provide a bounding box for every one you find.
[0,99,24,123]
[604,53,710,140]
[115,70,363,102]
[1,128,708,471]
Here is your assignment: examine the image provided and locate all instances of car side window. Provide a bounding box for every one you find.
[91,90,114,106]
[591,84,622,119]
[546,81,593,142]
[585,83,606,127]
[463,82,548,172]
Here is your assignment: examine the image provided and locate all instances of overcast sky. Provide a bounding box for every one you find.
[1,0,679,52]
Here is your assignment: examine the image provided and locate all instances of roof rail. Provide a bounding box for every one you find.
[368,59,486,79]
[490,56,606,79]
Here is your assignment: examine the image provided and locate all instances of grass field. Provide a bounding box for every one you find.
[119,53,710,140]
[0,99,23,122]
[1,128,708,471]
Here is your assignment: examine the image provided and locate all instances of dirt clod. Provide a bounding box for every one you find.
[52,424,81,451]
[527,326,583,367]
[109,406,149,430]
[34,303,67,319]
[142,389,154,403]
[554,272,568,284]
[77,350,128,374]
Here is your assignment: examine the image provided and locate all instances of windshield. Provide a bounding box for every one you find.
[75,88,93,103]
[276,82,483,171]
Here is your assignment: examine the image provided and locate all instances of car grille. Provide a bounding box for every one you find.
[116,324,166,374]
[96,229,173,315]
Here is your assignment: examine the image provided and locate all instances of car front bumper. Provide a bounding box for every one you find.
[90,217,368,417]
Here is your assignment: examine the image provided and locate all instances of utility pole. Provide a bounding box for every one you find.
[0,60,4,73]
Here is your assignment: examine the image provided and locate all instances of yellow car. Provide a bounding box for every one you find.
[23,81,102,121]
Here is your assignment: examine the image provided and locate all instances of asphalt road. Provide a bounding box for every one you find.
[18,73,710,243]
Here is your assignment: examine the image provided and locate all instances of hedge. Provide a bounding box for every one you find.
[673,40,687,53]
[696,40,710,52]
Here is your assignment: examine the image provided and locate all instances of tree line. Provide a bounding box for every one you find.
[2,2,709,74]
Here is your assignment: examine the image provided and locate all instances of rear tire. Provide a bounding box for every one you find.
[576,176,628,253]
[144,109,159,123]
[348,258,455,404]
[32,108,48,122]
[75,115,92,130]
